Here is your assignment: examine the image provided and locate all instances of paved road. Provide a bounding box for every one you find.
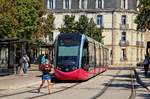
[0,66,150,99]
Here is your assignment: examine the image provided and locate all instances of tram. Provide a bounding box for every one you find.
[53,33,109,80]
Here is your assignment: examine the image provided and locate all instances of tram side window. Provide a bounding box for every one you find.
[82,42,88,65]
[95,44,100,67]
[88,42,95,67]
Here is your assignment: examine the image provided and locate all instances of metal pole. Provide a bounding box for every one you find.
[13,43,16,74]
[111,10,114,65]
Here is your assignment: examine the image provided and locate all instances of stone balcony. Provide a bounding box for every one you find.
[120,57,128,61]
[119,40,129,47]
[120,24,129,29]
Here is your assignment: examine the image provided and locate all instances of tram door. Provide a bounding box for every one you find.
[88,42,96,74]
[81,41,89,70]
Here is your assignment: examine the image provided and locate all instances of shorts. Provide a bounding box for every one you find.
[42,74,51,80]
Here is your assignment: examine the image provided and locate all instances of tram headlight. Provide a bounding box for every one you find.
[72,66,77,70]
[57,67,61,70]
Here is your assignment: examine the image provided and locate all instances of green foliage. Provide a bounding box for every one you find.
[0,0,17,38]
[135,0,150,30]
[35,13,55,41]
[59,15,103,42]
[75,15,89,34]
[87,18,103,42]
[44,13,55,40]
[0,0,50,42]
[59,15,76,33]
[15,0,39,39]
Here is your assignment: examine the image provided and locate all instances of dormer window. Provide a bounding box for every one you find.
[79,0,87,9]
[47,0,55,9]
[121,0,128,9]
[96,0,104,9]
[63,0,71,9]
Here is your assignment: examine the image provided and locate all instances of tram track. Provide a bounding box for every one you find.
[0,69,122,99]
[26,82,81,99]
[90,70,121,99]
[1,67,149,99]
[0,87,39,98]
[90,67,139,99]
[129,69,136,99]
[0,81,81,99]
[0,83,56,98]
[133,68,150,92]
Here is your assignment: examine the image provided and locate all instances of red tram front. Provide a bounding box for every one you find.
[54,33,109,80]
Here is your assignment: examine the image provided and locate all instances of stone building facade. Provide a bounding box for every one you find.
[44,0,146,66]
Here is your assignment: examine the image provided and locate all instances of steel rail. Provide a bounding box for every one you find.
[90,70,121,99]
[0,82,81,99]
[128,68,136,99]
[133,68,150,92]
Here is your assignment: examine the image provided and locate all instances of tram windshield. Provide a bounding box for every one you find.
[56,37,80,72]
[58,46,79,56]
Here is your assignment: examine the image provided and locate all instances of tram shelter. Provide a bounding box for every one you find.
[38,43,53,65]
[0,38,28,75]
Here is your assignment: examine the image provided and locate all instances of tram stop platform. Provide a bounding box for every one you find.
[0,64,42,90]
[0,65,149,90]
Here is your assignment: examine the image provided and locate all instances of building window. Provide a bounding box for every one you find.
[121,15,127,25]
[80,0,87,9]
[123,0,126,9]
[47,0,55,9]
[121,49,127,61]
[121,32,126,41]
[121,0,128,9]
[63,0,71,9]
[96,15,103,27]
[96,0,104,8]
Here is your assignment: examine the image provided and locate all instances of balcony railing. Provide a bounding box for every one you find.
[96,24,104,28]
[120,57,128,61]
[120,24,129,29]
[119,40,129,47]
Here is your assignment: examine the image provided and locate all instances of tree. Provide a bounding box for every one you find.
[15,0,45,41]
[35,13,55,42]
[135,0,150,30]
[75,15,89,34]
[59,15,103,42]
[0,0,18,38]
[59,15,76,33]
[0,0,47,42]
[87,18,103,42]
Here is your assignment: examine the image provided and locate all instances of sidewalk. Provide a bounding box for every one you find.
[0,64,42,90]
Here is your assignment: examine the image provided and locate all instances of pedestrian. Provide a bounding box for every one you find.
[143,55,150,76]
[38,61,52,94]
[20,53,30,75]
[16,55,22,74]
[39,53,46,65]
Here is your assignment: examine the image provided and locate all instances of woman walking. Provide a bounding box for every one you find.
[20,53,30,75]
[38,61,52,94]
